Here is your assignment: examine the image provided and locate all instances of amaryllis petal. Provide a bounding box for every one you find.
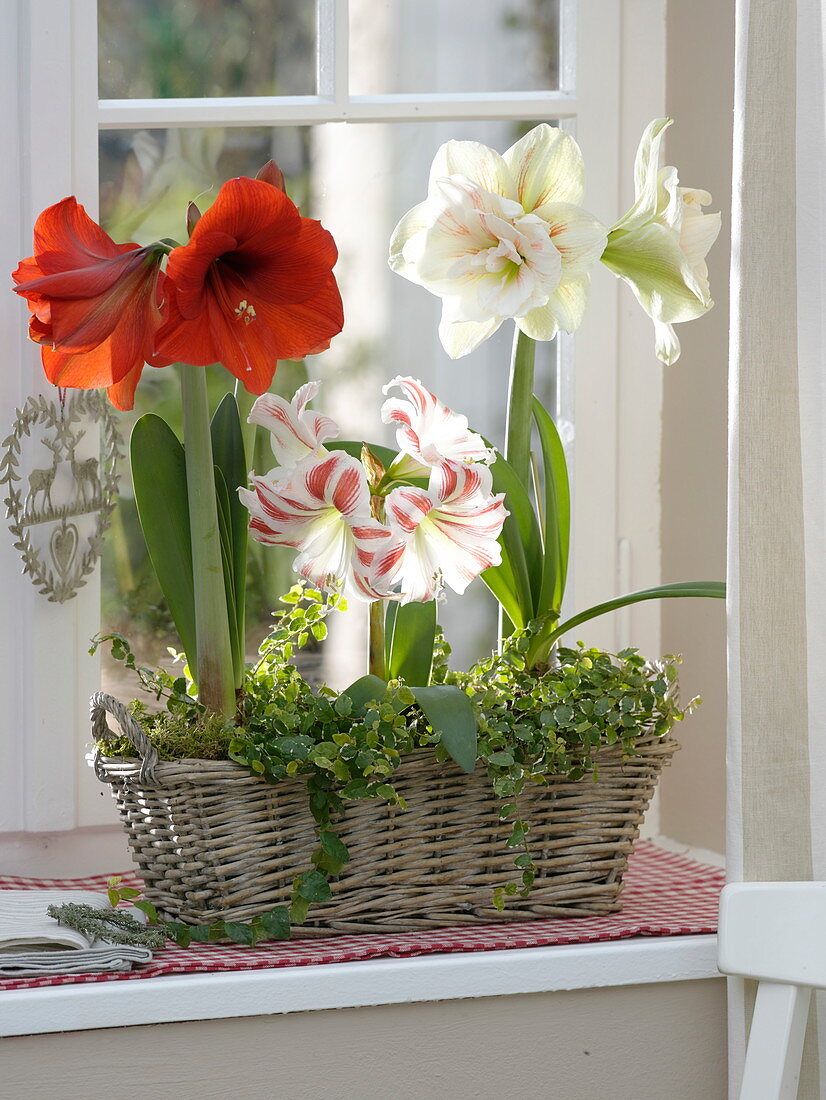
[249,272,344,362]
[248,379,339,471]
[428,140,516,201]
[533,202,608,278]
[438,310,504,359]
[654,320,681,367]
[381,376,495,471]
[516,273,590,339]
[13,197,167,409]
[28,196,124,274]
[611,118,672,235]
[105,361,147,412]
[154,176,343,391]
[388,199,432,282]
[503,125,586,211]
[372,462,508,604]
[239,451,391,601]
[602,220,717,325]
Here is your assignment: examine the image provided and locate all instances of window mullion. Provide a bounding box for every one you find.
[316,0,349,107]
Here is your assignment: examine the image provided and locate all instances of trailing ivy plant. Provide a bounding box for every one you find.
[94,586,694,934]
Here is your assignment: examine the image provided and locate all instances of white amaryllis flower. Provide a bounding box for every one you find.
[239,450,392,601]
[371,463,508,604]
[381,375,496,477]
[247,380,339,471]
[389,124,607,358]
[600,118,721,365]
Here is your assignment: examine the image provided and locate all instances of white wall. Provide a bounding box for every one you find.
[3,980,727,1100]
[659,0,733,854]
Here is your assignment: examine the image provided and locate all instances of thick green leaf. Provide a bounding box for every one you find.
[480,555,525,630]
[546,581,726,647]
[532,397,570,615]
[131,414,197,670]
[211,393,248,678]
[342,674,388,716]
[412,685,477,774]
[387,600,437,685]
[213,467,242,685]
[489,450,542,601]
[482,515,534,631]
[384,601,398,668]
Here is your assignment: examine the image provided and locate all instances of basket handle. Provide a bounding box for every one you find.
[91,691,159,784]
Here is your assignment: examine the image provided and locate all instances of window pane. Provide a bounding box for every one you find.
[98,0,317,99]
[98,121,562,694]
[349,0,561,95]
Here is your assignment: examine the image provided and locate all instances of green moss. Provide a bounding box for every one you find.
[98,704,236,761]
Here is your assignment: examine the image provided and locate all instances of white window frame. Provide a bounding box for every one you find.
[0,0,666,864]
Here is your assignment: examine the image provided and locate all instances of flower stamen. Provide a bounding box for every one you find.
[234,300,257,325]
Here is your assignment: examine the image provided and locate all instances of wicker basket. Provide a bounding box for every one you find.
[91,691,678,934]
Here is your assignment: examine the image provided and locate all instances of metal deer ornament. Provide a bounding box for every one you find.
[0,390,121,602]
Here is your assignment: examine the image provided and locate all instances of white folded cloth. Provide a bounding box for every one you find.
[0,889,153,976]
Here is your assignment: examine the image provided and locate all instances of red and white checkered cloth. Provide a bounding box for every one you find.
[0,840,723,992]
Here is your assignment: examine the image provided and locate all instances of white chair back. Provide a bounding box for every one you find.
[718,882,826,1099]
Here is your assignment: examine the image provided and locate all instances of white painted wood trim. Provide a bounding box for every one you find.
[97,92,580,128]
[0,934,720,1038]
[0,0,101,835]
[565,0,621,649]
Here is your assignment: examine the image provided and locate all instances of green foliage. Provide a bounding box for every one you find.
[211,393,248,688]
[410,684,477,774]
[130,413,196,671]
[488,330,725,666]
[459,623,696,897]
[96,587,692,928]
[385,600,437,685]
[483,449,542,630]
[49,884,291,950]
[532,396,570,616]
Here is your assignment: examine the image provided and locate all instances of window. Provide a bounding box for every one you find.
[0,0,666,863]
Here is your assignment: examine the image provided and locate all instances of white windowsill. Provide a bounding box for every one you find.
[0,934,720,1038]
[0,839,724,1038]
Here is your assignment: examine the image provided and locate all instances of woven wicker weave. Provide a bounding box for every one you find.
[91,692,677,933]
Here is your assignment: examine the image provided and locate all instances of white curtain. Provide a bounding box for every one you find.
[728,0,826,1093]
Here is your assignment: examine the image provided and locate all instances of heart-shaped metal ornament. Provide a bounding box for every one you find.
[50,520,79,578]
[0,390,121,602]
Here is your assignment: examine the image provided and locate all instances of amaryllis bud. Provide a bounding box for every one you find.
[256,159,286,192]
[360,443,386,492]
[186,201,202,237]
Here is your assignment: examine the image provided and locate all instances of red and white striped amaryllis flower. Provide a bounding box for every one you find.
[372,462,509,604]
[239,450,392,601]
[381,375,496,477]
[247,380,340,471]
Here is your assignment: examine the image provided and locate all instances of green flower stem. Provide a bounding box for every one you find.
[180,366,236,718]
[525,617,558,670]
[505,327,536,492]
[368,601,387,680]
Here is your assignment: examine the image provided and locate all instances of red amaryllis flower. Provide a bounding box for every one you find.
[12,198,168,411]
[153,177,344,393]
